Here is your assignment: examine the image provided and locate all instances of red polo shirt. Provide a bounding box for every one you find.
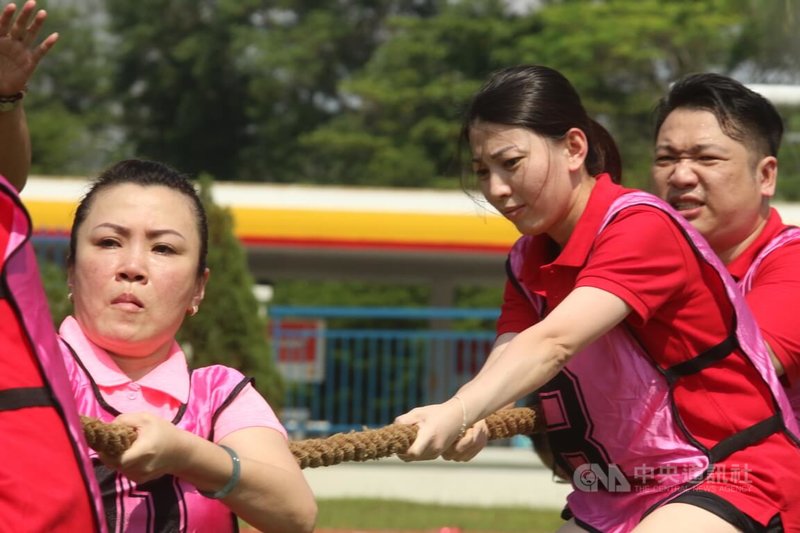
[496,174,800,526]
[727,208,800,385]
[499,174,731,360]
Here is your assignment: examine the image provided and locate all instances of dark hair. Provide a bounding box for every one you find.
[68,159,208,276]
[460,65,622,183]
[653,73,784,158]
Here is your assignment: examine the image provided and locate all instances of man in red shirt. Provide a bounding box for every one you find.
[651,73,800,415]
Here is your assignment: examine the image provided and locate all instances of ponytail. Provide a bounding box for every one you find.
[586,118,622,184]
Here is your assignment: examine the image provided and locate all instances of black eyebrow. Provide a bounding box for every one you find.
[472,145,517,163]
[91,223,186,241]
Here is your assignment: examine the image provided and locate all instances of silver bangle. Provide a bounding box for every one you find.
[199,445,241,500]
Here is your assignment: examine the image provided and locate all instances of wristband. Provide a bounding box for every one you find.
[0,91,24,113]
[199,445,241,499]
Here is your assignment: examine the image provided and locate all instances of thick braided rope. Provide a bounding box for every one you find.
[81,405,542,469]
[81,415,138,457]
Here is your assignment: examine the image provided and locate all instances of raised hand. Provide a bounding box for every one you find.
[0,1,58,96]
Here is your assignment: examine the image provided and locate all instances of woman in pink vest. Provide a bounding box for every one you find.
[59,159,317,533]
[396,65,800,532]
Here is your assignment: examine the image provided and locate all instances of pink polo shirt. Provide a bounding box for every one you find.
[59,316,286,442]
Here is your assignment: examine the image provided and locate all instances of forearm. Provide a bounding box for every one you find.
[224,459,317,533]
[458,329,569,425]
[0,104,30,191]
[481,333,525,410]
[459,287,631,424]
[172,430,316,533]
[475,332,515,376]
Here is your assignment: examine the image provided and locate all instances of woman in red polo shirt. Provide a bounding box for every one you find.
[396,65,800,533]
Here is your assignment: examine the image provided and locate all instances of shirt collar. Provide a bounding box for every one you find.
[59,315,190,404]
[552,173,629,268]
[726,208,786,280]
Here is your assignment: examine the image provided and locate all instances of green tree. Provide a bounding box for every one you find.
[727,0,800,200]
[104,0,256,180]
[26,0,121,174]
[300,0,755,190]
[777,107,800,201]
[298,0,514,188]
[177,175,285,407]
[28,0,797,192]
[103,0,445,182]
[728,0,799,81]
[230,0,446,182]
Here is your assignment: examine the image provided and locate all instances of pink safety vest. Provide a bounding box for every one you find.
[738,225,800,425]
[507,191,799,532]
[62,338,253,533]
[0,175,105,531]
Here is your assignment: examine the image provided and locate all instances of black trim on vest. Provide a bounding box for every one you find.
[0,274,7,299]
[505,256,527,298]
[663,333,738,384]
[572,515,605,533]
[62,339,123,417]
[589,201,792,497]
[0,386,53,411]
[709,414,783,464]
[208,376,254,443]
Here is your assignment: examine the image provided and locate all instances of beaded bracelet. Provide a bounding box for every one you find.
[452,394,468,439]
[199,445,241,500]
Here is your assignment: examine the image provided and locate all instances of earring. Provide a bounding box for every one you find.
[189,304,199,317]
[67,292,73,302]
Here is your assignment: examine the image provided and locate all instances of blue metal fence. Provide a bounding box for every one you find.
[269,305,499,437]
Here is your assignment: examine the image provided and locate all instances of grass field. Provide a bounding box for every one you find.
[313,498,563,532]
